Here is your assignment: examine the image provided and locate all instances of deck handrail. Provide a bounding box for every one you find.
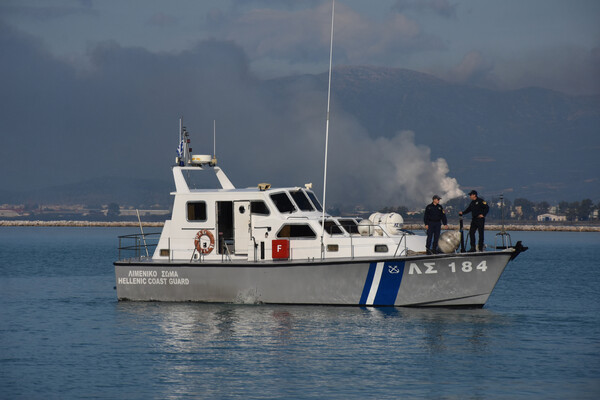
[117,232,160,261]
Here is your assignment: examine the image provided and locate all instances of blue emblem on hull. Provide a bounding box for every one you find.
[359,261,405,306]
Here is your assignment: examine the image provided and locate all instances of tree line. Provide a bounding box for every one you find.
[380,197,599,222]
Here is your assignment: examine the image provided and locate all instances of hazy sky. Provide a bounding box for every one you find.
[1,0,598,206]
[3,0,599,93]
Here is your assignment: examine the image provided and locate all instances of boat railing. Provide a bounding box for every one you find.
[394,233,408,256]
[333,223,410,258]
[118,232,161,261]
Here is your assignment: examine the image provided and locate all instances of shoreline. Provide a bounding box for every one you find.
[1,220,599,232]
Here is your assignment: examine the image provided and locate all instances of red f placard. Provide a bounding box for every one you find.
[272,239,289,260]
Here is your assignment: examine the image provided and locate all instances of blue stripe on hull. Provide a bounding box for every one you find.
[360,261,405,306]
[359,263,378,304]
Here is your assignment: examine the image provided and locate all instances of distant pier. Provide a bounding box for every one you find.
[1,220,598,232]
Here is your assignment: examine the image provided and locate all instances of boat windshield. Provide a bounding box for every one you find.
[290,189,315,211]
[270,192,297,214]
[305,190,323,212]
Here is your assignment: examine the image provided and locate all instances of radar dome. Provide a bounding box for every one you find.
[369,212,404,235]
[383,213,404,235]
[357,219,374,236]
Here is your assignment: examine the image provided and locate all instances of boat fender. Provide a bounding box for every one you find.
[438,231,461,253]
[194,229,215,254]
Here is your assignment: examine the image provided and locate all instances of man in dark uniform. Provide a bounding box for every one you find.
[459,190,489,251]
[424,195,448,254]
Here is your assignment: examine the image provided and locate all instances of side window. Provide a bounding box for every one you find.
[339,219,359,234]
[270,192,297,213]
[374,244,388,253]
[187,202,207,221]
[277,224,317,239]
[251,201,270,215]
[322,219,343,235]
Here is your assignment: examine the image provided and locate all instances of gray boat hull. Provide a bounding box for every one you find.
[114,250,514,307]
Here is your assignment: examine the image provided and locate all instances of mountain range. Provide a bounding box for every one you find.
[0,177,172,208]
[2,66,599,207]
[270,66,600,202]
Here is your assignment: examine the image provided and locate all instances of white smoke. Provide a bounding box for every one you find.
[220,84,465,210]
[324,127,464,209]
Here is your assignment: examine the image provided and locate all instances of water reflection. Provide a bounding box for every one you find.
[114,303,512,398]
[115,303,509,347]
[399,307,507,354]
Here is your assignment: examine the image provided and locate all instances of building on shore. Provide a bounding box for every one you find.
[537,213,567,222]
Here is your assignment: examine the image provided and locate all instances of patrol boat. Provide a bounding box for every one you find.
[114,124,526,307]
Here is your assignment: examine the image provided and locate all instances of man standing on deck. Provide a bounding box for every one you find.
[424,195,448,254]
[459,190,489,251]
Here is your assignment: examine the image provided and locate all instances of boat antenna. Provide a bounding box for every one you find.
[136,209,149,258]
[213,119,217,165]
[320,0,335,258]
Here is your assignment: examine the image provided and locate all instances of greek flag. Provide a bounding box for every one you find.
[176,140,184,158]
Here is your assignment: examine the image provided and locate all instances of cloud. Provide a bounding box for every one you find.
[492,45,600,96]
[0,20,461,208]
[0,2,96,20]
[146,12,179,28]
[231,0,319,9]
[391,0,457,18]
[434,46,600,96]
[440,50,495,87]
[207,2,443,74]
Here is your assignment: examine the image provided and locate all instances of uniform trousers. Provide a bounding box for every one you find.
[426,221,442,252]
[469,218,485,250]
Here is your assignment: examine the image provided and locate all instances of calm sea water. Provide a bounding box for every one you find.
[0,227,599,399]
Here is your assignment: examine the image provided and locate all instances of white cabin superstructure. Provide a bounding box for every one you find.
[154,162,426,264]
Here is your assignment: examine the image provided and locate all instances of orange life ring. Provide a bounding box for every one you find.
[194,229,215,254]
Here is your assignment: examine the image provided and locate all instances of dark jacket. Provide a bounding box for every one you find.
[424,203,448,225]
[462,197,489,219]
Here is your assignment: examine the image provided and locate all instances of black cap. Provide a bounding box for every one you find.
[468,190,478,196]
[432,195,441,200]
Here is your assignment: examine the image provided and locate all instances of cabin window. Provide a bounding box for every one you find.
[338,219,359,234]
[374,244,388,253]
[270,192,297,214]
[290,190,315,211]
[251,200,270,215]
[327,244,339,252]
[321,219,343,235]
[277,224,316,239]
[306,191,323,212]
[187,201,207,221]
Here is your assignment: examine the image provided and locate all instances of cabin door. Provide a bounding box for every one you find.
[216,201,234,255]
[233,201,251,255]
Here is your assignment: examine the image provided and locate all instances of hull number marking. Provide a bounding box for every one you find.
[409,260,488,275]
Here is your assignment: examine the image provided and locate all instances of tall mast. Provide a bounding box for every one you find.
[321,0,335,257]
